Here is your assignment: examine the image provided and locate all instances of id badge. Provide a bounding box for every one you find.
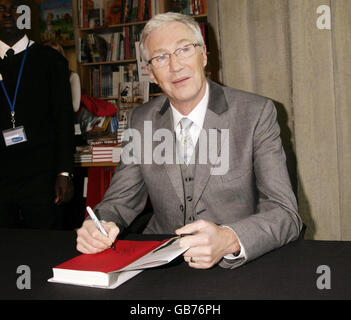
[2,126,28,146]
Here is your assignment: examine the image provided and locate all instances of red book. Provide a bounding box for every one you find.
[201,0,207,14]
[137,0,145,21]
[49,238,188,288]
[82,0,89,28]
[55,240,165,273]
[148,0,151,19]
[124,27,130,59]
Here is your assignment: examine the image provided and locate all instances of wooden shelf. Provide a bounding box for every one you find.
[76,162,118,167]
[94,96,119,100]
[80,59,137,67]
[191,14,208,19]
[79,21,148,33]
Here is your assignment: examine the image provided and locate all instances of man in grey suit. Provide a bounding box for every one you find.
[76,12,302,269]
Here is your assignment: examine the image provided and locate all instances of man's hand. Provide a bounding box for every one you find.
[175,220,241,269]
[54,176,74,205]
[76,220,120,254]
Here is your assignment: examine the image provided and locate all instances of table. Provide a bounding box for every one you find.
[1,228,350,301]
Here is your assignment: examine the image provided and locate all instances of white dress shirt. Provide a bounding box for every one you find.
[171,81,209,148]
[0,35,34,59]
[169,81,246,261]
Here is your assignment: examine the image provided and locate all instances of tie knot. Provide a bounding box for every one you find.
[5,49,14,58]
[179,117,193,131]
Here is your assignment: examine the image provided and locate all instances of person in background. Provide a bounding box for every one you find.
[76,12,302,269]
[0,0,75,229]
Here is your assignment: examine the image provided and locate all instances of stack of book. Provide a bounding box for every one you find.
[87,133,119,146]
[74,145,93,164]
[74,135,123,165]
[92,144,122,163]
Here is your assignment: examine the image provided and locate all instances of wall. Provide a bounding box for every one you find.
[208,0,351,240]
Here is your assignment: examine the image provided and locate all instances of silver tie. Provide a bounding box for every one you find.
[178,117,194,165]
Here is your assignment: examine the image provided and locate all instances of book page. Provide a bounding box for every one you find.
[119,238,189,271]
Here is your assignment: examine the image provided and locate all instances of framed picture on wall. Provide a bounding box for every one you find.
[38,0,74,47]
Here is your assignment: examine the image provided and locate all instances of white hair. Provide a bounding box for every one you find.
[140,12,205,62]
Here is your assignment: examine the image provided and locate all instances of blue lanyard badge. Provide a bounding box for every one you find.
[1,43,29,147]
[0,42,29,128]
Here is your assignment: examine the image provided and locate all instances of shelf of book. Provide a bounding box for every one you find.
[74,1,208,102]
[79,14,206,33]
[73,0,209,162]
[80,20,149,32]
[80,58,137,66]
[76,161,118,167]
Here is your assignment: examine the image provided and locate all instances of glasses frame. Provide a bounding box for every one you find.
[147,43,202,68]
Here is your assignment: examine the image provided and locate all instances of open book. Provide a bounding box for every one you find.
[48,237,188,289]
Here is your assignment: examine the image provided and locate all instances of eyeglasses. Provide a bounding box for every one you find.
[148,43,202,69]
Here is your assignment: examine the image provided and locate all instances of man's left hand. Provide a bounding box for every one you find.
[175,220,241,269]
[54,176,74,205]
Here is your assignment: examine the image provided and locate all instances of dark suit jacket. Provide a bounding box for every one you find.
[0,43,74,183]
[95,79,302,268]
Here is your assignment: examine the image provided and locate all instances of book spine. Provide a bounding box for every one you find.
[137,0,145,21]
[147,0,151,19]
[83,0,89,28]
[201,0,207,14]
[124,27,130,59]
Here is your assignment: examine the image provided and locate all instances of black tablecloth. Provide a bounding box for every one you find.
[1,228,350,300]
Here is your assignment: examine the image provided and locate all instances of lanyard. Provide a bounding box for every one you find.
[0,42,29,128]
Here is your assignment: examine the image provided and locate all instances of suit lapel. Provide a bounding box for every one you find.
[154,99,184,205]
[193,80,230,207]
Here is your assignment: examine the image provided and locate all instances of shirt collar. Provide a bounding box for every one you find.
[0,35,33,59]
[170,81,209,130]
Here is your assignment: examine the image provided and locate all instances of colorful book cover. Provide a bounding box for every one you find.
[38,0,74,47]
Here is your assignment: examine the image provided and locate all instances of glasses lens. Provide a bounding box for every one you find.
[176,44,196,59]
[150,44,199,68]
[152,55,168,68]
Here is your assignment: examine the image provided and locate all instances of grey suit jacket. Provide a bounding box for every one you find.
[95,79,302,268]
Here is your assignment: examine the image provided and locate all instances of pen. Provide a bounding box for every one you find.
[179,233,195,237]
[86,206,115,251]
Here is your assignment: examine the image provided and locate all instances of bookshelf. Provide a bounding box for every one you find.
[73,0,209,102]
[72,0,209,167]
